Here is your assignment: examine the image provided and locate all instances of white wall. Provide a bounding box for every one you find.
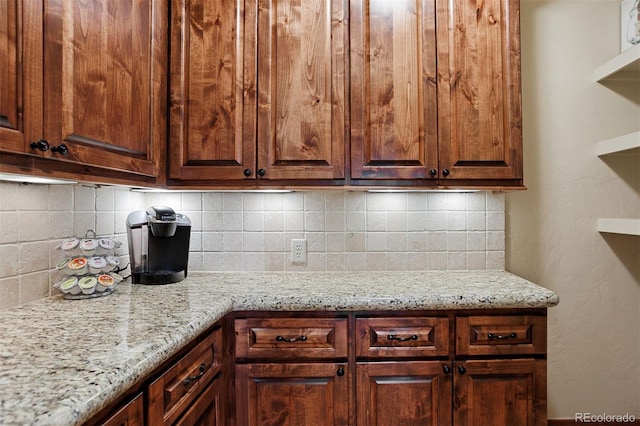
[507,0,640,419]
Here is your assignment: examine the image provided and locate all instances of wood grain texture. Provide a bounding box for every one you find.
[456,314,547,356]
[355,316,449,358]
[100,393,144,426]
[437,0,523,180]
[169,0,257,180]
[257,0,346,180]
[235,362,349,425]
[235,317,349,359]
[0,0,43,155]
[350,0,438,180]
[42,0,167,177]
[356,361,452,426]
[454,359,547,426]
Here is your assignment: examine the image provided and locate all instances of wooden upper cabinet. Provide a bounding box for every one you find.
[350,0,438,180]
[169,0,257,181]
[436,0,523,182]
[170,0,346,183]
[256,0,346,180]
[41,0,167,178]
[0,0,42,155]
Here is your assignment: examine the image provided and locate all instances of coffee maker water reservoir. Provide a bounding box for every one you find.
[126,206,191,284]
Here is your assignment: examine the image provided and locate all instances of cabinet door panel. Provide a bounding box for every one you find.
[236,363,349,425]
[437,0,522,180]
[0,0,42,155]
[454,359,546,426]
[356,361,451,426]
[174,376,225,426]
[169,0,257,180]
[257,0,346,180]
[42,0,166,177]
[350,0,438,180]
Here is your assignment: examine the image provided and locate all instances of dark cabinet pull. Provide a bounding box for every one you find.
[51,144,69,156]
[183,363,206,386]
[457,364,466,375]
[442,168,450,177]
[387,334,418,342]
[243,169,252,177]
[276,335,307,343]
[429,169,437,177]
[337,367,345,377]
[30,139,50,152]
[487,332,517,340]
[257,168,266,176]
[442,364,451,375]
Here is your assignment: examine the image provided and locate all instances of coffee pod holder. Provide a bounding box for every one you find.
[54,230,124,300]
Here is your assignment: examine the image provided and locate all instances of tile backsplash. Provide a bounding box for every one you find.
[0,182,505,310]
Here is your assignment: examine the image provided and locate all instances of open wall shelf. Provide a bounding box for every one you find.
[595,131,640,156]
[597,218,640,236]
[594,44,640,81]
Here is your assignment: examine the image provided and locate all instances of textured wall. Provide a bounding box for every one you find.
[507,0,640,419]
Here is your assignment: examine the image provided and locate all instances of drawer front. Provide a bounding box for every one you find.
[148,327,223,425]
[234,317,348,359]
[355,317,450,358]
[456,315,546,356]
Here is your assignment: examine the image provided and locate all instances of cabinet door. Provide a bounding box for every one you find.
[436,0,523,181]
[256,0,346,180]
[100,392,144,426]
[235,362,349,425]
[350,0,438,180]
[174,376,225,426]
[454,359,546,426]
[42,0,167,178]
[0,0,42,155]
[169,0,257,181]
[356,361,451,426]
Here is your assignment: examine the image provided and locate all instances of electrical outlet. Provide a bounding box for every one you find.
[291,239,307,265]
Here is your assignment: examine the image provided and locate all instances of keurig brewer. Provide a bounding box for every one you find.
[126,206,191,284]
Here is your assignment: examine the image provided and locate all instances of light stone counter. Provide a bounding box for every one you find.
[0,271,558,425]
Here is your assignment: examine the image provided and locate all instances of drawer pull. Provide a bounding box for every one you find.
[487,332,517,340]
[183,363,206,386]
[276,335,308,343]
[387,334,418,342]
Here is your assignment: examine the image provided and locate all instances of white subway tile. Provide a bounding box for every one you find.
[74,186,96,211]
[19,212,49,242]
[19,185,49,211]
[305,211,326,232]
[0,212,19,243]
[243,212,264,232]
[346,212,365,232]
[325,211,345,232]
[48,185,73,211]
[95,187,115,211]
[0,245,19,278]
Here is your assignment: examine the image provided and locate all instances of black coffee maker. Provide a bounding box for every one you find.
[126,206,191,284]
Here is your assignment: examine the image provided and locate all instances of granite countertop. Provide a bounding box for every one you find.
[0,271,558,425]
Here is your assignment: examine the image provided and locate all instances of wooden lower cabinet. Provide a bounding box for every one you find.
[99,393,144,426]
[453,359,547,426]
[356,361,452,426]
[232,311,548,426]
[235,363,350,426]
[174,374,226,426]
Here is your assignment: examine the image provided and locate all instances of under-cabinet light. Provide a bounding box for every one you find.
[0,173,77,185]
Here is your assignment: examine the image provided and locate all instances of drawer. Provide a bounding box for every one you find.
[234,317,348,359]
[355,317,450,358]
[148,327,223,425]
[456,315,546,356]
